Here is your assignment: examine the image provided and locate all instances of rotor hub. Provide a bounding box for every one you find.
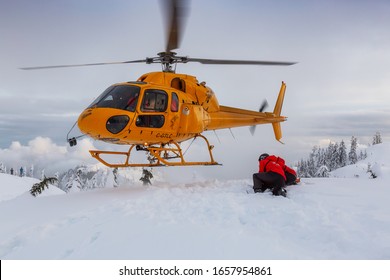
[146,52,189,72]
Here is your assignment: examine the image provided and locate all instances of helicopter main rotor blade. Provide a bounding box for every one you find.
[187,58,296,66]
[20,59,147,70]
[164,0,189,52]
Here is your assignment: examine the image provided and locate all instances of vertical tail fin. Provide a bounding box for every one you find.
[273,81,286,116]
[272,82,286,143]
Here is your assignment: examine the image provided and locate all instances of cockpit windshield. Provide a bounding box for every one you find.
[88,85,140,112]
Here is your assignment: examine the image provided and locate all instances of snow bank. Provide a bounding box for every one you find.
[1,143,390,260]
[331,142,390,179]
[0,173,64,202]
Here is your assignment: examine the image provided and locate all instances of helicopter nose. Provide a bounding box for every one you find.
[78,108,132,139]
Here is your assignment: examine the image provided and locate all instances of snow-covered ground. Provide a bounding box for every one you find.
[1,144,390,260]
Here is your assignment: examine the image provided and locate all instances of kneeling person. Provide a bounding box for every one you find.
[253,153,286,197]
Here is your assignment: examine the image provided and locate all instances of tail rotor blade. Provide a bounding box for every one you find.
[249,125,256,136]
[259,99,268,112]
[250,99,269,135]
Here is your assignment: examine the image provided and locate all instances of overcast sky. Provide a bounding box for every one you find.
[1,0,390,178]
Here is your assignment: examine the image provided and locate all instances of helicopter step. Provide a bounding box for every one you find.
[89,134,220,168]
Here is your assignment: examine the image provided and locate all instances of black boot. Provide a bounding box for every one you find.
[272,187,287,197]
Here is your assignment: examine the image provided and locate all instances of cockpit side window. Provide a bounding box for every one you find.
[171,92,179,112]
[89,85,140,112]
[141,89,168,112]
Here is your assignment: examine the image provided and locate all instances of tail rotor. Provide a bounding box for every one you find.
[249,99,268,135]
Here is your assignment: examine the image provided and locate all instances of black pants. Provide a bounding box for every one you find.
[253,172,285,194]
[285,172,297,186]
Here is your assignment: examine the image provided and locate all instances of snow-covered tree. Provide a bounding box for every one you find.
[359,149,367,160]
[113,168,119,188]
[348,136,358,164]
[373,132,382,145]
[41,169,45,180]
[74,168,84,190]
[366,163,377,179]
[326,142,339,171]
[315,165,329,177]
[338,140,348,168]
[297,136,370,178]
[140,168,153,185]
[0,162,5,173]
[64,168,83,193]
[28,165,34,178]
[54,172,60,186]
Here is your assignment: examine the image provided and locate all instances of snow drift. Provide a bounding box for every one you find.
[1,143,390,259]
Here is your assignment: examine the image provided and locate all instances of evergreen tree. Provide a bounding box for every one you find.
[373,132,382,145]
[19,167,25,177]
[90,176,98,189]
[297,159,305,178]
[366,163,377,179]
[73,168,84,190]
[315,165,329,177]
[30,176,58,197]
[327,142,339,171]
[338,140,347,168]
[348,136,358,164]
[54,172,59,186]
[0,162,5,173]
[300,159,309,178]
[63,169,75,192]
[307,156,316,177]
[140,168,153,185]
[28,165,34,178]
[113,168,119,188]
[64,168,84,192]
[317,147,326,169]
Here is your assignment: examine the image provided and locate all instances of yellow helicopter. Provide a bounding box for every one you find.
[21,0,295,168]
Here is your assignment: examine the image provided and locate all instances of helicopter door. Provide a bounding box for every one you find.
[136,89,168,128]
[166,92,180,131]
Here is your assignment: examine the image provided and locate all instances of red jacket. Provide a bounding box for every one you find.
[274,156,297,177]
[258,155,286,180]
[284,165,297,177]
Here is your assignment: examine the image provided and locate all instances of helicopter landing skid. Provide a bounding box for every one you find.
[89,135,220,168]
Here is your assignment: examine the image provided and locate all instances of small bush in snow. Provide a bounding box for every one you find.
[30,176,58,197]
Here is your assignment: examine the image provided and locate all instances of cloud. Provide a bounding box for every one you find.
[305,110,390,139]
[0,136,98,176]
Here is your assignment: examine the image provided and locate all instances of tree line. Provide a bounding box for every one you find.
[296,132,382,178]
[0,161,153,195]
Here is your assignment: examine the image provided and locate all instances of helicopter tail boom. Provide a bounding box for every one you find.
[206,81,287,142]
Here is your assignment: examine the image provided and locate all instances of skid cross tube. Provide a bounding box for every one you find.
[89,135,220,168]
